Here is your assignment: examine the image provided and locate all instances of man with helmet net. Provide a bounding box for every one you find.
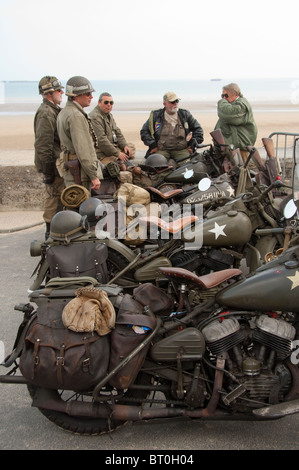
[34,76,65,239]
[140,91,204,167]
[57,76,103,193]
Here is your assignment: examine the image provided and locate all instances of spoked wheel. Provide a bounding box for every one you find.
[27,373,151,435]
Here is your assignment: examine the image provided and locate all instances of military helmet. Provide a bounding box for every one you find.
[65,76,95,97]
[50,210,89,242]
[79,198,106,226]
[38,76,63,95]
[145,153,169,170]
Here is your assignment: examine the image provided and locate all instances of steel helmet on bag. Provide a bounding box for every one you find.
[79,198,107,226]
[65,76,95,97]
[50,210,89,242]
[145,153,169,170]
[38,76,64,95]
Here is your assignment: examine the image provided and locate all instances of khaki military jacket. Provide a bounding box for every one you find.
[57,101,103,182]
[34,98,61,173]
[89,106,127,158]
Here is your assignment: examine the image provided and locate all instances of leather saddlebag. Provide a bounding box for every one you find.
[108,294,157,389]
[19,299,110,392]
[133,283,173,314]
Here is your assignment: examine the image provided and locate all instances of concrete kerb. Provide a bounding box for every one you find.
[0,152,147,233]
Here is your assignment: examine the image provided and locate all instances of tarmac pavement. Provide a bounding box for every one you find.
[0,210,44,233]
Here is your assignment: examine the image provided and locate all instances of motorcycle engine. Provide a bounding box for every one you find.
[202,315,296,408]
[170,248,234,274]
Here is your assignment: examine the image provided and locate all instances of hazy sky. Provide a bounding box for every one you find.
[0,0,298,81]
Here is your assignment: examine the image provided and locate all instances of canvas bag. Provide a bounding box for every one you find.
[46,241,109,283]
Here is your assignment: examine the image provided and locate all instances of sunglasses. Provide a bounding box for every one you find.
[170,99,179,104]
[221,93,229,99]
[104,100,114,105]
[84,92,93,97]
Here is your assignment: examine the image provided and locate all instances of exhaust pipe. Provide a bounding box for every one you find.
[253,398,299,419]
[31,357,226,421]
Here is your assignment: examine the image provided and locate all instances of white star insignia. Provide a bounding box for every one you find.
[226,186,235,197]
[209,222,227,239]
[287,271,299,290]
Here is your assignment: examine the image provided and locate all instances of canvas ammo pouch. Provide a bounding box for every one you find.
[46,241,109,283]
[19,298,110,391]
[108,294,157,389]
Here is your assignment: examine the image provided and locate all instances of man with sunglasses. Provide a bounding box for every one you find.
[34,76,65,239]
[140,92,204,166]
[57,76,102,192]
[89,93,135,165]
[215,83,257,162]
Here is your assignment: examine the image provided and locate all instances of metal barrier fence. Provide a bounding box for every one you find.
[268,132,299,179]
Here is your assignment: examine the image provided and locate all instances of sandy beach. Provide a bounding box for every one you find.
[0,101,298,165]
[0,100,297,229]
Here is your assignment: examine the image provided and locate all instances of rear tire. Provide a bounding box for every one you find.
[27,373,151,435]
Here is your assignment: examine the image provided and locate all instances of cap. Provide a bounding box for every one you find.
[163,91,180,102]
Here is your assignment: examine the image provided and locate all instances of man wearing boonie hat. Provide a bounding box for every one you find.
[140,91,204,166]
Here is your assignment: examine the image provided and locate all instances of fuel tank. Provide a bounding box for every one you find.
[216,260,299,312]
[181,180,234,205]
[181,210,252,246]
[164,160,212,183]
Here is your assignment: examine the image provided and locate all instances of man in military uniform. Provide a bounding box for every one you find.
[34,76,65,239]
[140,92,204,166]
[89,92,135,165]
[57,76,103,191]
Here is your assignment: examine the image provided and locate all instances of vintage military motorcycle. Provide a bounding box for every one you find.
[26,171,292,295]
[1,219,299,435]
[1,139,298,436]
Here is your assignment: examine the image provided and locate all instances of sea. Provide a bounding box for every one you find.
[1,77,299,115]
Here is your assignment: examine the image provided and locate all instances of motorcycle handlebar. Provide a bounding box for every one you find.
[257,179,292,202]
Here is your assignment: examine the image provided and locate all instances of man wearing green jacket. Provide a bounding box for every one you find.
[89,92,135,165]
[215,83,257,162]
[34,76,65,239]
[57,76,103,191]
